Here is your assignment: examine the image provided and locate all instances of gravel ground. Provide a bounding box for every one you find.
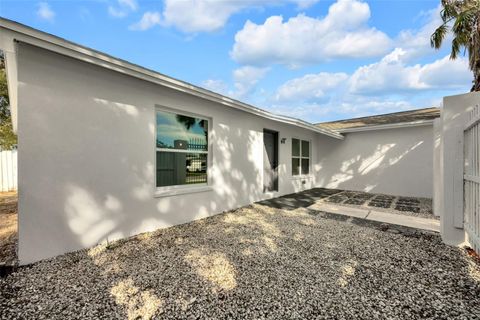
[320,190,436,220]
[1,204,478,320]
[0,192,17,265]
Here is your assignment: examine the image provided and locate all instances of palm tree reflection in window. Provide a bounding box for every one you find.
[156,110,208,187]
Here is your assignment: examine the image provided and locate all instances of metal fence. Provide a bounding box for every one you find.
[188,138,208,151]
[464,104,480,253]
[0,148,17,192]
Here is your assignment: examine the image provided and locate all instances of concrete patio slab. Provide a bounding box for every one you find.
[258,188,439,233]
[308,203,440,233]
[309,203,369,219]
[367,210,440,232]
[257,188,342,210]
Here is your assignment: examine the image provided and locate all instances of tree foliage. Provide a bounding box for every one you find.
[0,51,17,149]
[431,0,480,91]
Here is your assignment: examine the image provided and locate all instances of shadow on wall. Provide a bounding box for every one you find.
[58,108,302,260]
[315,127,433,198]
[59,106,264,252]
[17,43,312,264]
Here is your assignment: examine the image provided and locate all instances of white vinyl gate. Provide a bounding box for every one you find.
[464,104,480,253]
[0,148,17,192]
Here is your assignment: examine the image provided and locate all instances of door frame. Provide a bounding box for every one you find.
[263,129,279,192]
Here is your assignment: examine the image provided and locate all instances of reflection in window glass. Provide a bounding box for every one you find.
[156,111,208,151]
[156,109,209,188]
[301,159,309,175]
[292,158,300,176]
[292,138,300,157]
[156,152,207,187]
[301,140,309,157]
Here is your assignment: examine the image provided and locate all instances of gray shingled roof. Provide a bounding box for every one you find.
[316,107,440,131]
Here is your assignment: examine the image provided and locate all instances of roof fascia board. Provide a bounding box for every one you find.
[336,119,435,133]
[0,19,343,140]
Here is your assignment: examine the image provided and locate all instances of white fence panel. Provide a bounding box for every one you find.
[464,104,480,253]
[0,148,17,192]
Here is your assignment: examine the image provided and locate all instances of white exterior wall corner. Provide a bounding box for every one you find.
[433,118,442,217]
[16,42,331,264]
[439,92,480,247]
[315,125,435,198]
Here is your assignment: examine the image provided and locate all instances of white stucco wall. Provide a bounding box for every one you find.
[16,43,335,264]
[315,125,434,198]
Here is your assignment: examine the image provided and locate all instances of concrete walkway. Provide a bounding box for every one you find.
[257,188,439,233]
[308,202,440,232]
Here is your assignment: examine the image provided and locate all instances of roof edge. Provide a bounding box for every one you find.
[314,107,440,126]
[0,18,344,140]
[336,119,435,133]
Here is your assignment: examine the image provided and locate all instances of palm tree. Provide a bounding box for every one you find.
[430,0,480,91]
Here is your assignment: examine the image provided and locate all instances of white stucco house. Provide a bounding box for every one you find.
[0,19,461,264]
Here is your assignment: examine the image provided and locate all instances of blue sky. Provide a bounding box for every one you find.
[0,0,473,122]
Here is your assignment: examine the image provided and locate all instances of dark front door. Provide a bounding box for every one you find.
[263,130,278,192]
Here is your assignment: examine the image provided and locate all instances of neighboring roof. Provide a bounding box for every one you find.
[316,107,440,133]
[0,18,343,139]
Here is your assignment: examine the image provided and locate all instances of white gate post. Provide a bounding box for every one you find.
[433,118,442,217]
[440,92,480,246]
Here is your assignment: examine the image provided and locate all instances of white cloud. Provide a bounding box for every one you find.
[202,79,229,95]
[231,0,392,66]
[395,4,448,62]
[202,0,470,122]
[108,7,127,18]
[161,0,245,33]
[108,0,138,18]
[37,2,55,22]
[275,72,348,102]
[136,0,321,33]
[268,49,470,121]
[129,12,161,31]
[418,56,472,88]
[333,99,415,117]
[232,66,269,98]
[272,50,470,98]
[119,0,137,11]
[268,95,417,122]
[269,74,417,119]
[348,49,471,95]
[292,0,320,9]
[267,103,332,120]
[315,3,469,97]
[201,66,268,101]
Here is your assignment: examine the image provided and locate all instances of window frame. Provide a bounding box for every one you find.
[154,105,213,197]
[291,137,311,177]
